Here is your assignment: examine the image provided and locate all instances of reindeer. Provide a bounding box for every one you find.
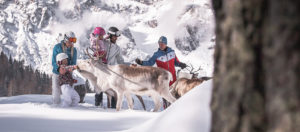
[77,50,176,111]
[79,70,146,109]
[170,64,212,99]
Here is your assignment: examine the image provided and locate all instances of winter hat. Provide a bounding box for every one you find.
[93,27,106,36]
[158,36,167,45]
[64,31,76,43]
[56,53,68,62]
[107,27,121,37]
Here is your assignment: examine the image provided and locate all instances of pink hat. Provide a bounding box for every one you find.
[93,27,106,36]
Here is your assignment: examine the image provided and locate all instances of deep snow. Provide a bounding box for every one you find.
[0,80,212,132]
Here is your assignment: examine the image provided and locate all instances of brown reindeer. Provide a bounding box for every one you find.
[170,65,212,99]
[170,77,211,99]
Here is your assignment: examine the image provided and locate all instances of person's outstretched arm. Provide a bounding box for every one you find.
[139,53,158,66]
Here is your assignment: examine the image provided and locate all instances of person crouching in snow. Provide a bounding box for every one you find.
[90,27,107,63]
[56,53,80,107]
[51,31,78,105]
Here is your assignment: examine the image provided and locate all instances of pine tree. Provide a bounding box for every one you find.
[0,52,52,96]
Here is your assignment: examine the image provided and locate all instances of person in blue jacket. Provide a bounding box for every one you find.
[51,31,77,105]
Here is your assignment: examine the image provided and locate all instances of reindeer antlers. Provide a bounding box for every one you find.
[85,48,97,60]
[92,48,106,59]
[186,64,202,75]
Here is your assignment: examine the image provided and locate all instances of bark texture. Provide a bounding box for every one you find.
[211,0,300,132]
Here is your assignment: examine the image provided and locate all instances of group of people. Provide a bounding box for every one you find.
[51,26,187,108]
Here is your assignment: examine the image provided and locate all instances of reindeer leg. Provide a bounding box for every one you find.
[169,87,178,99]
[136,95,146,110]
[116,91,123,111]
[125,92,134,110]
[152,95,161,112]
[162,88,177,105]
[165,92,177,103]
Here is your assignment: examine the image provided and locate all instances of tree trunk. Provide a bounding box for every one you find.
[211,0,300,132]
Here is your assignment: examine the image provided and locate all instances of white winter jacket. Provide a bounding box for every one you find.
[103,39,129,65]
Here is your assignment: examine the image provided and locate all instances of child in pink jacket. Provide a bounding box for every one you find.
[90,27,107,63]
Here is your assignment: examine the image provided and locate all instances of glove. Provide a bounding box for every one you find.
[179,62,187,69]
[135,58,143,65]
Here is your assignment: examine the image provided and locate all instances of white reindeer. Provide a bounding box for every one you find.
[77,57,176,111]
[79,70,146,109]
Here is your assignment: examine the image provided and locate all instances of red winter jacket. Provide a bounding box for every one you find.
[142,47,181,86]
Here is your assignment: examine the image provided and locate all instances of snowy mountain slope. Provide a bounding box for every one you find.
[0,80,212,132]
[0,0,214,76]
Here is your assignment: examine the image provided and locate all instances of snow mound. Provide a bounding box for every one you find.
[124,80,212,132]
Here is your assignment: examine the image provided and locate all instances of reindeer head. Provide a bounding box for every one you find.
[77,59,95,73]
[77,48,105,73]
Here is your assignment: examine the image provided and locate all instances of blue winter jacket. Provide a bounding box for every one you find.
[52,42,77,75]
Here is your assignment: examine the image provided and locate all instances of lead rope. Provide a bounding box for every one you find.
[92,62,143,86]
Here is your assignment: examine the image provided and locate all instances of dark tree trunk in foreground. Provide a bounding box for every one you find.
[211,0,300,132]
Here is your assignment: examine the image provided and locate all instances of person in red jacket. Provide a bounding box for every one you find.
[135,36,187,108]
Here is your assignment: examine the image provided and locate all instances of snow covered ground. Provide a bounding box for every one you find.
[0,80,212,132]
